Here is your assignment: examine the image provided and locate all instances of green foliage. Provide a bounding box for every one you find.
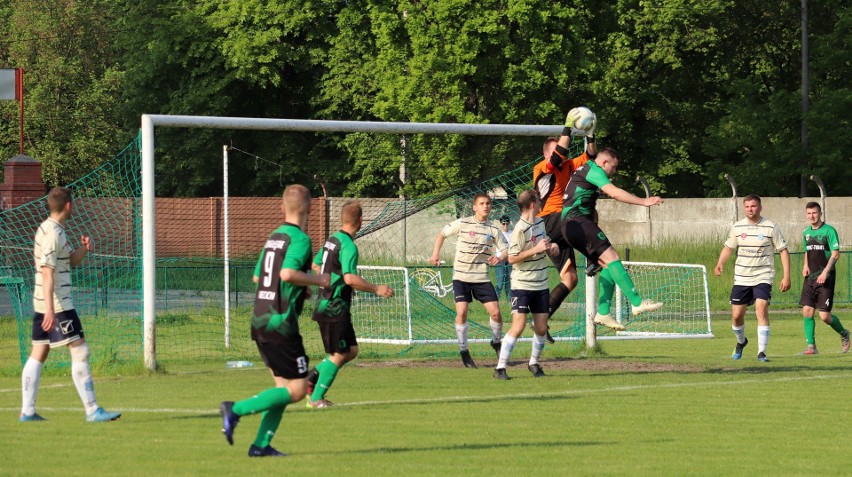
[0,0,849,197]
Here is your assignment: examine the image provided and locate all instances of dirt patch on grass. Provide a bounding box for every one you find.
[356,357,705,373]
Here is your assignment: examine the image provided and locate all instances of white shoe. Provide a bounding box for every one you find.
[631,299,663,316]
[593,313,626,331]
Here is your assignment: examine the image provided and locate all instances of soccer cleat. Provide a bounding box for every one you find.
[248,444,288,457]
[585,262,600,277]
[86,407,121,423]
[800,345,818,355]
[528,363,545,378]
[631,299,664,316]
[545,326,556,344]
[731,337,748,360]
[220,401,240,445]
[842,330,850,354]
[306,397,333,409]
[19,413,46,422]
[460,350,477,369]
[493,368,511,380]
[490,340,502,357]
[757,352,769,362]
[593,313,626,331]
[306,368,319,396]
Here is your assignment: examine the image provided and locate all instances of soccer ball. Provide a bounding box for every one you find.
[566,107,596,133]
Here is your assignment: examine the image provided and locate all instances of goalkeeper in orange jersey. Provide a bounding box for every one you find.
[532,108,597,342]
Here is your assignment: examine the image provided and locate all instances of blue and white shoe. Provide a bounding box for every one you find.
[86,407,121,422]
[19,413,46,422]
[220,401,240,445]
[757,352,769,363]
[732,337,748,360]
[248,444,288,457]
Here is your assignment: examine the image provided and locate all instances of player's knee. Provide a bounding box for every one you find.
[69,342,90,362]
[345,346,359,362]
[287,380,307,402]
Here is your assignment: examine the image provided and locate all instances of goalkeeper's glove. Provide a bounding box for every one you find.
[585,113,597,138]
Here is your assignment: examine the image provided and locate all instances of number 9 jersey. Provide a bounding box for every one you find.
[251,223,313,344]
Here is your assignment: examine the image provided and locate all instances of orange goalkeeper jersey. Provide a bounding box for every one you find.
[533,150,591,217]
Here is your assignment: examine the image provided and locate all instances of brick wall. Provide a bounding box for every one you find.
[155,197,329,258]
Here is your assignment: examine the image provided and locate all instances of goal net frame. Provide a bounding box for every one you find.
[140,114,710,370]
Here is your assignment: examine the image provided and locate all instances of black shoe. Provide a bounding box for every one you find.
[490,340,502,357]
[586,262,600,277]
[732,337,748,360]
[220,401,240,445]
[545,326,555,344]
[493,368,511,380]
[757,352,769,362]
[460,350,477,369]
[528,363,545,377]
[248,444,288,457]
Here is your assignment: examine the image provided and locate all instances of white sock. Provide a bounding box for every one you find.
[497,335,516,369]
[489,319,502,343]
[732,325,746,344]
[71,360,99,415]
[455,322,469,352]
[21,358,43,416]
[529,334,546,365]
[757,326,770,354]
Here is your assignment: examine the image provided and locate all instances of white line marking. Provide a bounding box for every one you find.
[0,383,70,393]
[2,371,849,415]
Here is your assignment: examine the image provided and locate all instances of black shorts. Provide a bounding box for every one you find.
[32,309,84,348]
[799,277,835,312]
[541,212,576,271]
[255,339,309,379]
[452,280,499,304]
[510,289,550,314]
[561,216,612,264]
[317,320,359,354]
[730,283,772,306]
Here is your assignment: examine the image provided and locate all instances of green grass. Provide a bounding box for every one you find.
[2,312,851,476]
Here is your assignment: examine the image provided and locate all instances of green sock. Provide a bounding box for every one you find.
[311,357,341,401]
[597,268,615,315]
[606,260,642,307]
[233,387,293,416]
[829,315,846,335]
[253,405,285,448]
[803,317,816,345]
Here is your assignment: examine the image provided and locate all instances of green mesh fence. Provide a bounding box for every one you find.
[2,134,143,370]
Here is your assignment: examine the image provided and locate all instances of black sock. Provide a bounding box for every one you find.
[548,283,571,318]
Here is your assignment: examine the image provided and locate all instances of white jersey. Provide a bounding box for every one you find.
[509,217,549,291]
[442,216,508,283]
[33,218,75,313]
[723,217,787,287]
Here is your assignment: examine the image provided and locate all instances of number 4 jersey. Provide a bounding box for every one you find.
[252,223,313,344]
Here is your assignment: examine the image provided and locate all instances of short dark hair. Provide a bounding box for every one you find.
[743,194,761,205]
[598,147,619,161]
[499,215,510,224]
[47,187,72,213]
[472,193,491,204]
[517,189,539,211]
[805,201,821,212]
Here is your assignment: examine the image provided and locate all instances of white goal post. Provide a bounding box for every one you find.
[141,114,577,370]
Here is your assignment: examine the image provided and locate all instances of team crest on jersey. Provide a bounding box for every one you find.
[740,233,747,239]
[531,235,537,243]
[757,234,764,240]
[485,233,492,241]
[469,230,476,237]
[805,234,811,240]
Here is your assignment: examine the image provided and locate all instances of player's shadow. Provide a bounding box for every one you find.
[300,439,621,457]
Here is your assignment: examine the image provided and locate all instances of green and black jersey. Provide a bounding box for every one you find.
[313,230,359,323]
[251,223,313,344]
[561,161,612,220]
[803,223,840,280]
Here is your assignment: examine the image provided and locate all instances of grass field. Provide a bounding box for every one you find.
[1,310,851,477]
